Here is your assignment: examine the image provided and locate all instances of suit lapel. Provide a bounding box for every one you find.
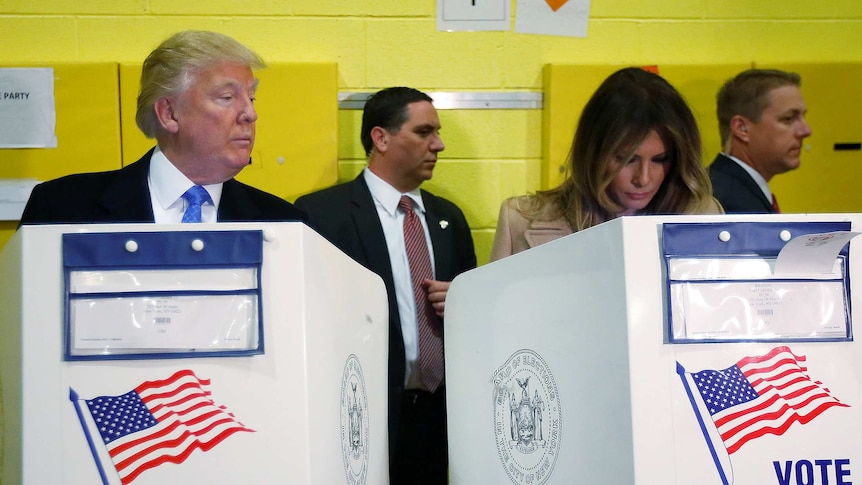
[218,179,260,222]
[350,176,395,279]
[423,192,454,281]
[524,222,571,249]
[716,155,774,212]
[98,150,156,222]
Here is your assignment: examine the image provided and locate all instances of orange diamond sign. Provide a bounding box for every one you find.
[545,0,569,11]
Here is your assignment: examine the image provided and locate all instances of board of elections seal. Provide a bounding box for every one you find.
[340,354,369,485]
[492,349,561,485]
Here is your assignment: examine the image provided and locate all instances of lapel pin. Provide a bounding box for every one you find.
[439,220,449,229]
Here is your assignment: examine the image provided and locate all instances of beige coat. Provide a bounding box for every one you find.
[489,196,573,262]
[489,195,723,262]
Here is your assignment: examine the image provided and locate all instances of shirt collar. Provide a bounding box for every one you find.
[363,168,425,215]
[149,146,224,210]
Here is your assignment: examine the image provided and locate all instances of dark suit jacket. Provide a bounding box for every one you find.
[19,148,306,224]
[708,153,776,214]
[294,174,476,459]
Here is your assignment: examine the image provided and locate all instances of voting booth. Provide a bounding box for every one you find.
[0,222,388,485]
[445,214,862,485]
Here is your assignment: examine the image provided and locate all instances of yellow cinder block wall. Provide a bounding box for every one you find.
[2,2,862,264]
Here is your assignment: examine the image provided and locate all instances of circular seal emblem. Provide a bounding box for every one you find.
[340,354,369,485]
[492,349,562,485]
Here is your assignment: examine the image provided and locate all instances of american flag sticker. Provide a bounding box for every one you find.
[70,369,255,485]
[677,346,848,485]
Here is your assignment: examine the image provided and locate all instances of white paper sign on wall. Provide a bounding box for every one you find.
[0,68,57,149]
[437,0,510,31]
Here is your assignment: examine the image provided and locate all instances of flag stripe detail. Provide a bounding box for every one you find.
[685,346,847,455]
[82,369,254,484]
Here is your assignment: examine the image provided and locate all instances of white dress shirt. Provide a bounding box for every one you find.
[148,146,224,223]
[363,168,436,389]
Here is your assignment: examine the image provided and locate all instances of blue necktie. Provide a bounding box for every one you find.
[181,185,211,223]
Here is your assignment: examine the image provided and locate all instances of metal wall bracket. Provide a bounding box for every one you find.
[338,91,542,110]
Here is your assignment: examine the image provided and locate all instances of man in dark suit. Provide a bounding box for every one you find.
[295,87,476,485]
[708,69,812,214]
[20,30,304,225]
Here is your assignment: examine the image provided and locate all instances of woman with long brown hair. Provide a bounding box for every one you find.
[491,67,722,261]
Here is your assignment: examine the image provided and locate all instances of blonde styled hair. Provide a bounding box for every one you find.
[525,67,714,231]
[135,30,265,138]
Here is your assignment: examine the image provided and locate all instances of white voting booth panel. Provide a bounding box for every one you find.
[446,214,862,485]
[0,222,388,485]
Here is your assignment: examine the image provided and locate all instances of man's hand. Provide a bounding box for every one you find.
[424,279,450,318]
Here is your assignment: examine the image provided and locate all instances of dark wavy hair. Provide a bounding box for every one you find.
[524,67,714,230]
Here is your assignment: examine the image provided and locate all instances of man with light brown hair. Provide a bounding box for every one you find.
[709,68,812,213]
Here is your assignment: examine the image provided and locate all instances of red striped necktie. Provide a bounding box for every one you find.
[399,195,444,393]
[771,194,781,213]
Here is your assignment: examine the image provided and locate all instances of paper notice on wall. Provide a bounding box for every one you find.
[437,0,510,32]
[0,68,57,148]
[515,0,589,37]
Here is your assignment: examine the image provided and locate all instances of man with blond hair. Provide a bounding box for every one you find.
[21,30,304,224]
